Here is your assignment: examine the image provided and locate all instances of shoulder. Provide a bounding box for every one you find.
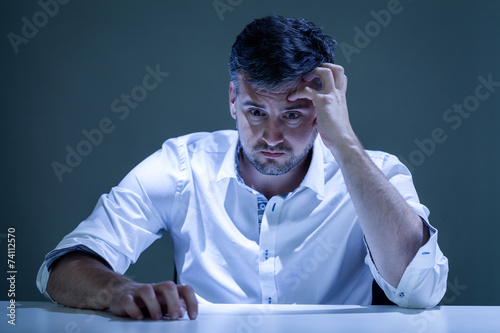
[365,150,395,164]
[365,150,412,177]
[163,130,237,153]
[121,130,238,188]
[315,138,407,172]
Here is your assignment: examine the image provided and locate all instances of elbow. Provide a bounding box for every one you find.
[397,261,449,309]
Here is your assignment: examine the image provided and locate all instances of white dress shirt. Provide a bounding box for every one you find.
[37,130,448,308]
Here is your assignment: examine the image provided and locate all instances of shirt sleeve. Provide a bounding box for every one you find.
[36,245,107,301]
[36,138,184,300]
[364,152,449,308]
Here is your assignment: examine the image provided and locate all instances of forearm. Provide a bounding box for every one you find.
[330,138,429,287]
[46,251,133,310]
[46,251,198,320]
[288,63,431,287]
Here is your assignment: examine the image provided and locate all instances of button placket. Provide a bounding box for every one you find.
[258,196,284,304]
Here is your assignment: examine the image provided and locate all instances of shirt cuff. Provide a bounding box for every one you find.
[365,218,449,308]
[36,245,105,302]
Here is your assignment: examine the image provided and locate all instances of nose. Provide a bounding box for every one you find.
[262,117,284,147]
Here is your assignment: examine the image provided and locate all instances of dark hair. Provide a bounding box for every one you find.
[229,14,336,96]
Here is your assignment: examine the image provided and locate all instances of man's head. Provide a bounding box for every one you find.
[228,15,336,176]
[228,15,336,97]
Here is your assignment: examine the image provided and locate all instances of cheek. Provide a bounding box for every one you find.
[236,114,257,145]
[237,113,263,137]
[286,122,317,148]
[291,117,316,137]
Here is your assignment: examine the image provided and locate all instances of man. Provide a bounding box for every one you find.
[37,15,448,321]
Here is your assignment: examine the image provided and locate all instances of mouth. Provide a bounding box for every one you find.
[261,151,285,158]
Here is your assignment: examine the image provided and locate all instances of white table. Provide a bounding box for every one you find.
[2,301,499,333]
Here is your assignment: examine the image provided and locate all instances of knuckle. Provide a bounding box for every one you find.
[318,94,334,104]
[119,294,133,307]
[157,281,177,292]
[181,284,194,294]
[316,67,328,75]
[138,284,154,295]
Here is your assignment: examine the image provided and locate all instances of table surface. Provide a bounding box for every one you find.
[2,301,499,333]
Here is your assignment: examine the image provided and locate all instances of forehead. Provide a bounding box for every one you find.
[236,74,311,103]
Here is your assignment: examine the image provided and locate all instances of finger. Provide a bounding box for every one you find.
[288,66,339,102]
[302,73,316,82]
[288,86,316,102]
[178,284,198,320]
[137,284,163,320]
[113,294,144,320]
[155,281,183,320]
[156,292,168,315]
[309,67,335,93]
[179,298,187,318]
[300,74,323,93]
[320,63,346,91]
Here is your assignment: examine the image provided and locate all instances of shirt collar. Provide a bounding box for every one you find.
[216,134,327,199]
[216,134,240,182]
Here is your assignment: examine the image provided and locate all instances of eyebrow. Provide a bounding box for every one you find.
[241,100,311,111]
[242,101,265,109]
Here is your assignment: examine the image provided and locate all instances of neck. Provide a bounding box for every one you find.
[239,149,312,200]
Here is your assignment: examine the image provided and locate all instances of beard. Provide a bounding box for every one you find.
[239,129,317,176]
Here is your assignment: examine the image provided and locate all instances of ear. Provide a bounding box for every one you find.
[229,81,236,120]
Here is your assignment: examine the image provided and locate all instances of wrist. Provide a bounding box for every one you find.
[322,131,363,159]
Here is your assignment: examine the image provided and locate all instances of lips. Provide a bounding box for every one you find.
[261,151,285,158]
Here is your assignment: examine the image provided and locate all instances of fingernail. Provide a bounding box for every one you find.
[171,312,179,320]
[190,311,197,320]
[179,306,186,317]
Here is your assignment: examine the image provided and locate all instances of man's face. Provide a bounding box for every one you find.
[229,76,318,175]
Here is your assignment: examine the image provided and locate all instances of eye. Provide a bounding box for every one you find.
[249,109,265,117]
[284,112,301,120]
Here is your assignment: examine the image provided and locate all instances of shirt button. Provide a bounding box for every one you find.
[399,292,405,297]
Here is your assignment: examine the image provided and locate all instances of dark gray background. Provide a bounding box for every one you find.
[1,0,499,305]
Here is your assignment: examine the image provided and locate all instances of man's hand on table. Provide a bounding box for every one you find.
[109,281,198,321]
[47,252,198,321]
